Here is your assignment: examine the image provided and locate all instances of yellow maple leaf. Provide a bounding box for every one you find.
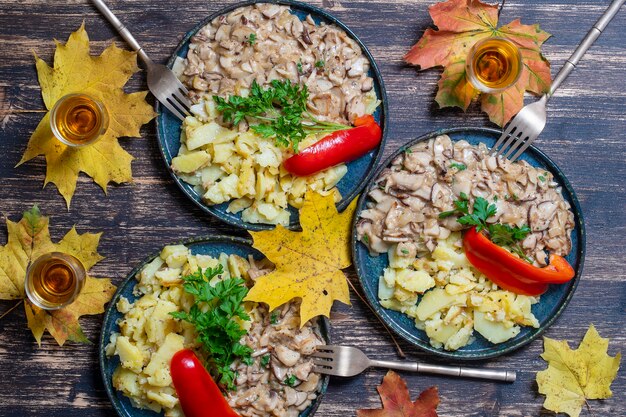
[244,191,356,326]
[0,206,116,346]
[16,23,156,207]
[536,324,621,417]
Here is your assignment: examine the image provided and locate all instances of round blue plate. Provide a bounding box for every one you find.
[99,236,330,417]
[156,0,388,231]
[352,127,586,360]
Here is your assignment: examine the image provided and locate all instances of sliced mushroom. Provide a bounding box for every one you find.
[275,345,301,367]
[298,373,320,392]
[528,201,558,232]
[293,361,313,381]
[215,24,232,42]
[387,171,423,191]
[403,151,432,172]
[259,4,282,18]
[270,357,288,380]
[430,183,451,209]
[347,57,367,77]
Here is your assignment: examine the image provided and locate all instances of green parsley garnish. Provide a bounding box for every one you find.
[439,195,532,262]
[506,193,519,201]
[284,375,297,386]
[260,354,271,368]
[404,148,413,154]
[296,60,303,74]
[170,265,253,391]
[456,196,497,231]
[538,175,546,182]
[247,33,256,45]
[315,60,325,68]
[270,311,279,325]
[362,235,369,244]
[449,162,467,171]
[438,192,470,219]
[400,248,409,255]
[213,80,349,151]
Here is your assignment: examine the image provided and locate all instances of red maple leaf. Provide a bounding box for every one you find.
[357,371,439,417]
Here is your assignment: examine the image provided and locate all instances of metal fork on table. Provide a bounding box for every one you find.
[91,0,192,121]
[492,0,625,162]
[312,345,516,382]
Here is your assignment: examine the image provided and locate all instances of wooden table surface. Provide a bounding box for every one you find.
[0,0,624,416]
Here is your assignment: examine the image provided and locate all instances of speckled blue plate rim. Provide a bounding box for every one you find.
[155,0,389,232]
[351,126,586,360]
[99,235,330,417]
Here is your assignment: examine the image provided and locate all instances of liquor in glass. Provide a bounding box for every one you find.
[466,37,522,93]
[50,93,109,147]
[24,252,86,310]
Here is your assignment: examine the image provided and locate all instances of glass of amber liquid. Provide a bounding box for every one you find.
[25,252,86,310]
[466,37,522,93]
[50,93,109,147]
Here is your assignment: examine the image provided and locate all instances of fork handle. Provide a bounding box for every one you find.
[369,360,516,383]
[91,0,151,65]
[548,0,625,99]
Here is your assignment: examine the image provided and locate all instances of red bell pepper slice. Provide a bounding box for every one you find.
[463,227,575,296]
[170,349,240,417]
[283,114,382,176]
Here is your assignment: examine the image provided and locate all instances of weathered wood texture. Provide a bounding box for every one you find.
[0,0,624,416]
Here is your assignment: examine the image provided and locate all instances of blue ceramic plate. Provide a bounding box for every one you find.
[352,127,586,360]
[99,236,330,417]
[156,0,388,231]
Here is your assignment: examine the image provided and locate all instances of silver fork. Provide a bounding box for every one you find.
[492,0,625,162]
[312,345,516,382]
[91,0,192,121]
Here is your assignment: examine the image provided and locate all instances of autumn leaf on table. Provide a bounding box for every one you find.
[17,23,156,207]
[244,191,356,326]
[0,206,116,346]
[404,0,551,126]
[536,324,621,417]
[357,370,439,417]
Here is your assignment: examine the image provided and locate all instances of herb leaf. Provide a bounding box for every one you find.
[284,375,297,386]
[457,197,497,232]
[170,264,253,391]
[449,162,467,171]
[260,354,271,368]
[214,80,349,151]
[270,311,279,325]
[247,33,256,45]
[440,195,533,263]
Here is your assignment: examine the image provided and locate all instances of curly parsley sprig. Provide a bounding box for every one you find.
[170,264,252,391]
[440,193,532,262]
[213,80,349,151]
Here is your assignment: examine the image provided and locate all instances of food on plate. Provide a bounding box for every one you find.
[181,4,375,123]
[356,135,575,350]
[172,4,381,225]
[105,245,325,417]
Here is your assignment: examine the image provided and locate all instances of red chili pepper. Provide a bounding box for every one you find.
[463,227,575,296]
[283,114,382,176]
[170,349,240,417]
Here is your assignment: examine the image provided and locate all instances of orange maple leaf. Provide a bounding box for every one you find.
[405,0,551,126]
[357,371,439,417]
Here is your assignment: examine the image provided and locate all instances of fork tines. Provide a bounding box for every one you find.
[311,345,335,374]
[162,85,192,121]
[491,123,531,161]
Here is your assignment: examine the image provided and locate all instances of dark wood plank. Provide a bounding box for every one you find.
[0,0,624,416]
